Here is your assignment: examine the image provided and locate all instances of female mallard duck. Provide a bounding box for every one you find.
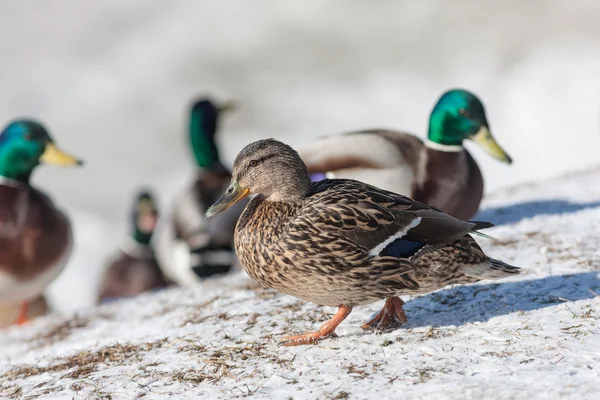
[0,119,83,325]
[299,89,513,220]
[97,190,170,304]
[206,138,520,346]
[154,97,247,286]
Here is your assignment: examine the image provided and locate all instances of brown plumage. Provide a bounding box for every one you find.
[97,191,170,304]
[97,254,168,303]
[0,185,72,281]
[206,139,519,346]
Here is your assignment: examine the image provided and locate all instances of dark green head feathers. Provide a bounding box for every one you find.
[188,97,236,169]
[427,89,512,164]
[131,190,159,245]
[0,119,83,183]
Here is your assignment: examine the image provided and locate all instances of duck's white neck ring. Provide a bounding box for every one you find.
[424,140,464,152]
[119,236,155,260]
[0,176,28,190]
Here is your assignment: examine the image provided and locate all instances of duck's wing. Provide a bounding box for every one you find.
[302,179,487,258]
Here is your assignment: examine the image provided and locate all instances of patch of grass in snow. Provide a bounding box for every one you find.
[1,339,167,382]
[27,314,90,348]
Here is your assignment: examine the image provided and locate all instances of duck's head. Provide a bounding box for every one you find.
[131,190,159,245]
[428,89,512,164]
[0,119,83,183]
[205,139,310,218]
[188,97,237,169]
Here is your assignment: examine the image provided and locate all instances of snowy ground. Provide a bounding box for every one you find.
[1,168,599,399]
[2,1,600,311]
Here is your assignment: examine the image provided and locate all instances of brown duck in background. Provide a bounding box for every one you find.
[0,119,83,326]
[206,139,520,346]
[299,89,513,220]
[97,190,170,304]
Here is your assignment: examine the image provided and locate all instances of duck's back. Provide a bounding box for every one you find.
[299,130,422,195]
[0,185,72,303]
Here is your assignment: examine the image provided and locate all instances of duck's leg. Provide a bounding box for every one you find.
[361,297,407,330]
[279,305,353,346]
[15,302,29,325]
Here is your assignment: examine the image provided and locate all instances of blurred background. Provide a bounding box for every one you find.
[1,0,599,312]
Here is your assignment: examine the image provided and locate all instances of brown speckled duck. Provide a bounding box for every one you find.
[0,119,83,326]
[206,139,520,346]
[299,89,513,220]
[97,190,170,304]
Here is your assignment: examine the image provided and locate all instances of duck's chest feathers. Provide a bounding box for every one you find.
[0,186,73,303]
[234,197,297,286]
[412,148,483,220]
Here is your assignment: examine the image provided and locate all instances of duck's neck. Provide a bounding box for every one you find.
[0,175,30,189]
[189,111,220,169]
[427,112,465,149]
[265,173,312,203]
[0,155,34,184]
[120,229,154,260]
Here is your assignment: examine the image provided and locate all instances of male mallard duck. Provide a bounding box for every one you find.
[299,89,512,220]
[206,138,520,346]
[97,190,170,304]
[155,97,247,286]
[0,119,83,325]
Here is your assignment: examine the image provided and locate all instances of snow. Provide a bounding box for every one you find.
[1,167,599,399]
[2,1,600,398]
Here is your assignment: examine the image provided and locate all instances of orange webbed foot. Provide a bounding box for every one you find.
[279,331,338,346]
[362,297,407,331]
[279,304,352,346]
[15,302,30,326]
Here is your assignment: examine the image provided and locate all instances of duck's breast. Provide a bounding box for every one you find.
[0,186,72,304]
[412,148,483,220]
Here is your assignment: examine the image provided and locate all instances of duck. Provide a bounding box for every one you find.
[299,89,513,220]
[97,190,170,304]
[0,119,83,326]
[154,97,247,286]
[205,138,520,346]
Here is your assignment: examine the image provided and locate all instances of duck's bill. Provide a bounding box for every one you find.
[41,143,84,166]
[218,100,238,114]
[471,126,513,165]
[205,182,250,218]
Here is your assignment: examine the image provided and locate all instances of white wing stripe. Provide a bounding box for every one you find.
[368,217,422,256]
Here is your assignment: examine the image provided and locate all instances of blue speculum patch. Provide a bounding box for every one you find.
[310,172,327,182]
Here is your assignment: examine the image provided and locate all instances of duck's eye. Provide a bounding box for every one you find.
[458,108,468,116]
[23,133,32,141]
[248,160,258,167]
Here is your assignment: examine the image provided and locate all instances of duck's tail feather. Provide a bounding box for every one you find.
[460,258,520,279]
[470,220,495,230]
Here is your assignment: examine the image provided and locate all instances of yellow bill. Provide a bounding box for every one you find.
[471,126,513,165]
[218,100,238,114]
[205,181,250,218]
[41,143,84,166]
